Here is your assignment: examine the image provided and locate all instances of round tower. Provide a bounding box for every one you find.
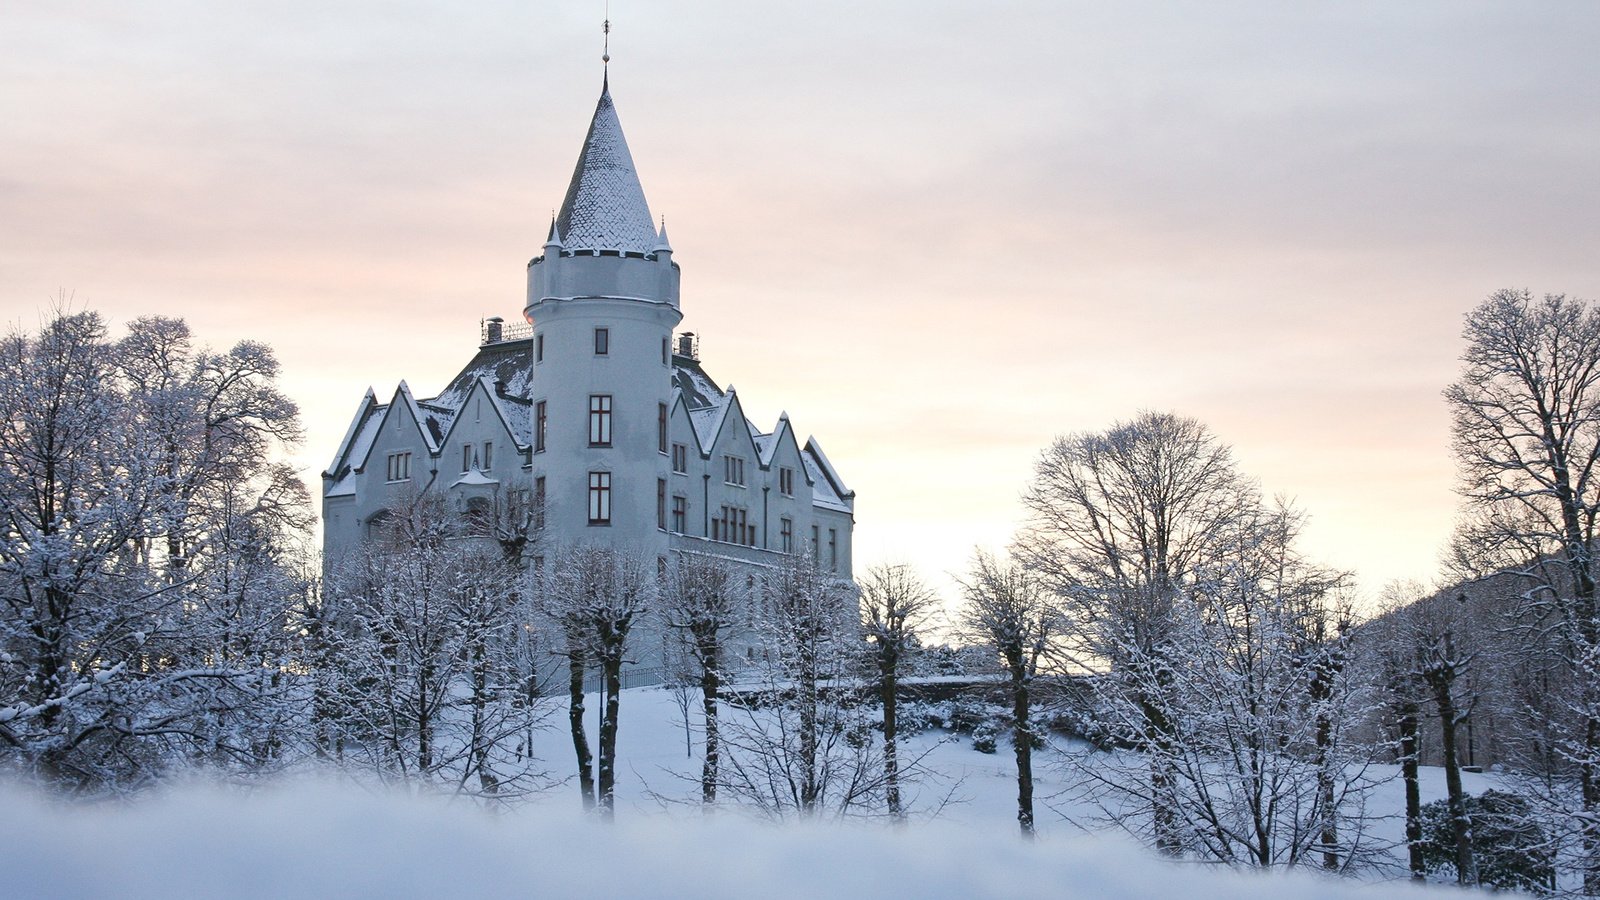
[525,78,681,555]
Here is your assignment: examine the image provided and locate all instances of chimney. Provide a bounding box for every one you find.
[676,332,697,360]
[484,317,504,344]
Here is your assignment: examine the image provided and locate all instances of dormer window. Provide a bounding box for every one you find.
[594,327,609,356]
[779,466,794,497]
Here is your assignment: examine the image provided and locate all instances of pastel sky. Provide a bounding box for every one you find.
[4,2,1598,607]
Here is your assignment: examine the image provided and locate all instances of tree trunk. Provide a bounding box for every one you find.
[700,645,720,807]
[882,653,902,820]
[1399,710,1424,882]
[1009,656,1034,837]
[597,650,622,819]
[567,650,595,810]
[1432,673,1477,886]
[799,647,819,815]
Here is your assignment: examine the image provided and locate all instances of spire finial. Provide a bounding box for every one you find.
[602,3,611,68]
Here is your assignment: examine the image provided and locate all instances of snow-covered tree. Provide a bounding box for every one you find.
[1444,288,1600,890]
[718,552,878,819]
[956,551,1055,837]
[660,552,742,806]
[0,308,309,791]
[536,544,652,818]
[858,563,938,820]
[321,495,545,799]
[1072,500,1377,868]
[1015,411,1251,851]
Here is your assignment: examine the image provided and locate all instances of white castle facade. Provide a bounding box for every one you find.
[321,75,856,676]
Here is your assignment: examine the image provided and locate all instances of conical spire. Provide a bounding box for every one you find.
[554,81,657,254]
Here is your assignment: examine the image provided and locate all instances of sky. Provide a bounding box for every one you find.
[4,2,1599,609]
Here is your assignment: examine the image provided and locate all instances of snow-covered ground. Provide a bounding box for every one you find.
[0,686,1478,899]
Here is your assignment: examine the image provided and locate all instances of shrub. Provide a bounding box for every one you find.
[1416,790,1554,894]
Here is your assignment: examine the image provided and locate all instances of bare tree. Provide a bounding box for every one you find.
[1015,411,1251,852]
[859,563,937,820]
[716,552,879,820]
[322,495,544,799]
[538,544,652,818]
[957,551,1055,837]
[660,553,741,806]
[1445,289,1600,889]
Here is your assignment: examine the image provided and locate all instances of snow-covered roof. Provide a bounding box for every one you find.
[554,80,657,254]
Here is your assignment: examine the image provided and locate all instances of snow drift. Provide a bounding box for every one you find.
[0,779,1442,899]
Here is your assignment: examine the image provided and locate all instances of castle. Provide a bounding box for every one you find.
[320,72,856,675]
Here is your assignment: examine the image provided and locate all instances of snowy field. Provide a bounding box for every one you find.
[0,686,1476,899]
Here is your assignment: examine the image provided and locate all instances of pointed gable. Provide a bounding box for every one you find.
[555,81,657,254]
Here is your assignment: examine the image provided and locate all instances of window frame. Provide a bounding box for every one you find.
[723,454,745,487]
[385,451,411,482]
[587,471,612,525]
[535,400,547,453]
[594,327,609,356]
[588,394,613,447]
[671,442,688,474]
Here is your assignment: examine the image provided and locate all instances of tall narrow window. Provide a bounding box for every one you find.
[811,524,820,554]
[661,337,669,366]
[483,441,493,471]
[589,394,612,446]
[594,327,609,355]
[536,333,544,362]
[779,466,794,497]
[588,471,611,525]
[829,528,838,571]
[723,455,744,486]
[671,495,686,533]
[534,476,547,530]
[672,443,688,474]
[535,400,547,452]
[658,402,668,454]
[657,478,667,530]
[780,517,793,553]
[462,444,473,473]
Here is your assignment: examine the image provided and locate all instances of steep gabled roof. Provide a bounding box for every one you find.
[804,436,854,513]
[555,81,657,254]
[435,376,532,451]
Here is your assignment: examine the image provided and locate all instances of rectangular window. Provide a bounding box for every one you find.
[536,332,544,363]
[780,517,793,553]
[534,476,546,530]
[723,455,745,486]
[385,451,411,482]
[812,524,820,554]
[715,505,752,546]
[589,394,612,446]
[535,400,547,452]
[588,471,611,525]
[671,495,686,533]
[483,441,493,471]
[671,442,688,474]
[779,466,794,497]
[594,327,609,355]
[657,478,667,530]
[658,403,668,454]
[829,528,838,571]
[661,337,669,366]
[462,443,473,473]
